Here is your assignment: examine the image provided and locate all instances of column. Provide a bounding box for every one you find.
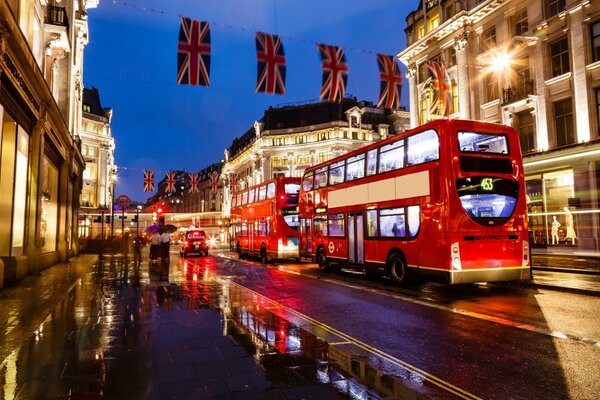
[569,7,591,143]
[531,41,549,151]
[406,66,419,127]
[454,34,471,120]
[288,152,295,177]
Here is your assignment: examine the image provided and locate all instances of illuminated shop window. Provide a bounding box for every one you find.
[40,155,59,253]
[12,126,29,255]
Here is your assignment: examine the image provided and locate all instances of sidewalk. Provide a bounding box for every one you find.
[0,252,344,400]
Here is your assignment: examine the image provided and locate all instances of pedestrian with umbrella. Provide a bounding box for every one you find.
[160,228,172,262]
[147,224,161,262]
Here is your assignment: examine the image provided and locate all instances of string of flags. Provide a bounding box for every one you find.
[176,17,403,107]
[143,169,227,194]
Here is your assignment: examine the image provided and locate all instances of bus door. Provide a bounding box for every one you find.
[299,218,312,257]
[250,220,257,254]
[348,212,364,266]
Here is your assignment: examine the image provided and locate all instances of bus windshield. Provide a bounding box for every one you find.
[285,183,300,195]
[282,206,299,229]
[458,131,509,154]
[456,177,519,226]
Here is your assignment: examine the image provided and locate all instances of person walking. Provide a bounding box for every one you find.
[149,231,161,262]
[160,229,172,262]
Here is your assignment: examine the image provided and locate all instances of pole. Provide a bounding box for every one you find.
[111,205,115,237]
[101,211,105,240]
[136,208,140,236]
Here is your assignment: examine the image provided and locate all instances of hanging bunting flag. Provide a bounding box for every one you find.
[189,172,199,194]
[255,32,286,95]
[211,171,219,194]
[177,17,211,86]
[143,169,155,192]
[376,54,403,110]
[229,173,237,193]
[425,60,452,117]
[317,44,348,103]
[165,171,176,193]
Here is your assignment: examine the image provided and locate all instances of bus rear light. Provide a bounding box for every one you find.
[522,240,530,266]
[451,242,462,270]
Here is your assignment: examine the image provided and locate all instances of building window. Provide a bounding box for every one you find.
[445,4,455,20]
[272,137,285,146]
[592,21,600,63]
[317,152,329,163]
[419,97,428,125]
[481,27,496,53]
[12,126,29,256]
[516,111,535,153]
[417,24,425,39]
[83,104,91,113]
[545,0,565,19]
[452,82,459,115]
[512,9,528,36]
[550,37,569,78]
[428,14,440,32]
[446,48,456,67]
[484,72,498,103]
[40,155,59,253]
[554,99,574,147]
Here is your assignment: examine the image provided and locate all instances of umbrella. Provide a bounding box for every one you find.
[145,224,161,234]
[164,224,178,233]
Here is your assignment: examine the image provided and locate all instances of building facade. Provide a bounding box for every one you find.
[80,86,115,210]
[221,98,409,219]
[399,0,600,250]
[0,0,97,287]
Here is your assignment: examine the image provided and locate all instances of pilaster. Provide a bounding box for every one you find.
[569,7,591,143]
[406,66,419,127]
[454,34,471,120]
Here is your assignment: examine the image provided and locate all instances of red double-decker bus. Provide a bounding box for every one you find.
[231,177,301,262]
[298,119,530,284]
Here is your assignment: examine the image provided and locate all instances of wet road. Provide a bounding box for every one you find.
[1,249,599,399]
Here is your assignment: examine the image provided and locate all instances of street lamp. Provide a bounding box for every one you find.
[136,205,142,236]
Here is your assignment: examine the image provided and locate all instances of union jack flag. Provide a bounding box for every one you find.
[425,60,452,118]
[211,171,218,194]
[165,171,176,193]
[143,169,154,192]
[317,44,348,103]
[229,173,237,193]
[177,18,211,86]
[376,54,403,110]
[189,172,199,194]
[255,32,286,95]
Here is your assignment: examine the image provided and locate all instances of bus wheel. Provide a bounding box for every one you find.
[388,253,407,284]
[260,246,268,264]
[317,248,329,271]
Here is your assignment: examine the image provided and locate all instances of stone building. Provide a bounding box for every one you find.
[221,98,409,219]
[80,86,115,210]
[0,0,97,287]
[398,0,600,250]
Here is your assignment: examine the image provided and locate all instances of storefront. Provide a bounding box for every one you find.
[524,144,600,251]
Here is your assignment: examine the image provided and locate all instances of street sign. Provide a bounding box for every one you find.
[115,194,131,208]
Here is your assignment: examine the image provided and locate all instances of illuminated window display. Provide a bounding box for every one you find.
[40,156,59,253]
[526,169,575,246]
[11,126,29,256]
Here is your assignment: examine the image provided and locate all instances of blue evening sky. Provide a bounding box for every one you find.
[85,0,420,202]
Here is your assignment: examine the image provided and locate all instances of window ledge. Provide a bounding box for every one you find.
[545,72,572,86]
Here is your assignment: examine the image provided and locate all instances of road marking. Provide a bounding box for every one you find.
[219,278,483,400]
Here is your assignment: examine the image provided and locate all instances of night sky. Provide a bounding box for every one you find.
[84,0,420,202]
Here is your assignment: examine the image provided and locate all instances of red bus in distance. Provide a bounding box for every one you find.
[298,119,530,284]
[231,177,301,262]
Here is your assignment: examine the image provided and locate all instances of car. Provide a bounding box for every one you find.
[180,229,209,257]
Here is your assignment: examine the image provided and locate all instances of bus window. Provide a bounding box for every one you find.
[346,153,365,181]
[367,149,378,176]
[380,208,406,238]
[242,191,248,205]
[407,205,420,237]
[257,219,268,236]
[241,222,248,237]
[366,210,378,237]
[267,182,276,199]
[329,161,345,185]
[302,172,313,192]
[314,215,328,236]
[285,183,300,195]
[458,131,509,154]
[282,207,299,229]
[315,166,328,188]
[328,213,345,237]
[258,186,267,201]
[407,130,439,165]
[379,140,404,173]
[248,188,256,204]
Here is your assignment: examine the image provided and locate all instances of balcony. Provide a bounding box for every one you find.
[46,6,69,30]
[502,80,535,105]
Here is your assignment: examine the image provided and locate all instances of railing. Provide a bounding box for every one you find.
[46,6,69,30]
[502,79,535,105]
